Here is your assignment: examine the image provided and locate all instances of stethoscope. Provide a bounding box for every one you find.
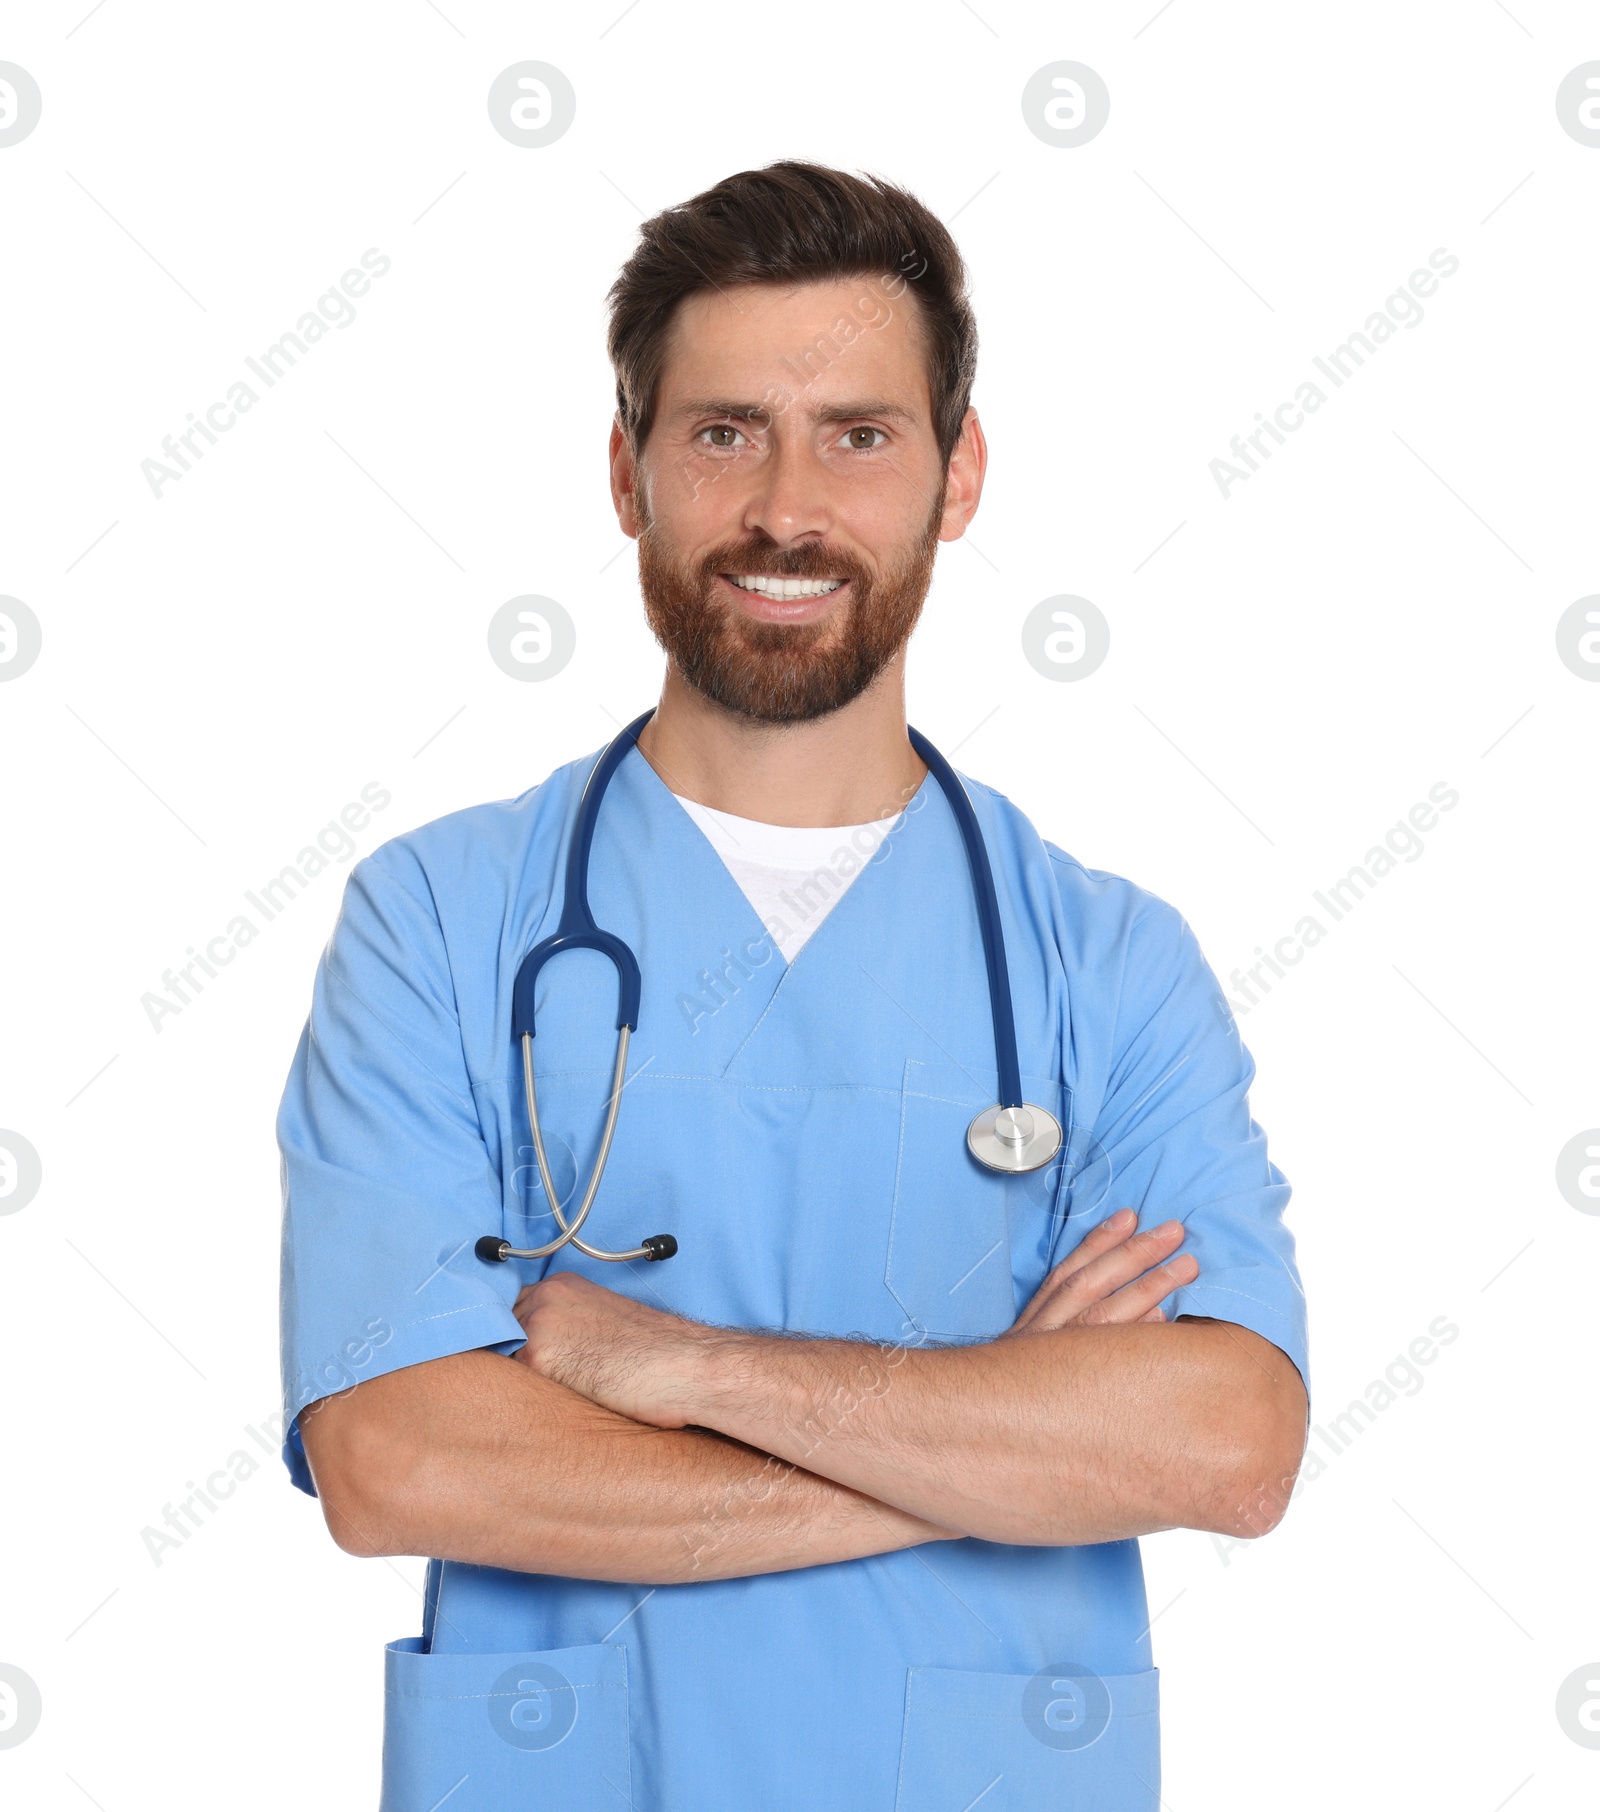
[475,709,1064,1268]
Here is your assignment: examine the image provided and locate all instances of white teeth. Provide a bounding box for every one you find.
[727,574,844,600]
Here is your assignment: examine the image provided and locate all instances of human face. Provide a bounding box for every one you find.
[611,278,984,723]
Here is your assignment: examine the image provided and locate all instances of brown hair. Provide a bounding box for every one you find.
[606,160,978,468]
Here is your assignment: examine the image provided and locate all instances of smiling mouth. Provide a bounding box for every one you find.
[722,573,846,600]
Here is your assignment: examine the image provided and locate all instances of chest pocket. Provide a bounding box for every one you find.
[885,1057,1070,1342]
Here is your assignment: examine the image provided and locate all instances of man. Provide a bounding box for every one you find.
[279,160,1309,1811]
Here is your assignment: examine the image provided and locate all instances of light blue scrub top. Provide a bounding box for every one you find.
[277,741,1310,1812]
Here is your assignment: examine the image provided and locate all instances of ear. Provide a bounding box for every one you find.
[610,416,642,540]
[937,407,987,542]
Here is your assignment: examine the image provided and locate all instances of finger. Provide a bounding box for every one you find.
[1024,1246,1197,1335]
[1021,1220,1186,1329]
[1046,1208,1139,1284]
[1011,1210,1139,1330]
[1075,1253,1199,1328]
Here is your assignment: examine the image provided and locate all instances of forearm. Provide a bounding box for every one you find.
[299,1349,952,1583]
[675,1319,1307,1545]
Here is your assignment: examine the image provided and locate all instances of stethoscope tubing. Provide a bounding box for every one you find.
[477,709,1060,1269]
[905,726,1025,1113]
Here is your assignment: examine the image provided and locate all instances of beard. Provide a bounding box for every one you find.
[635,484,945,725]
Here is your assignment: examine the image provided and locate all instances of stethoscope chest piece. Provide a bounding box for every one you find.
[966,1103,1063,1175]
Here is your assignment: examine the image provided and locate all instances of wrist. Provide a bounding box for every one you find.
[668,1324,754,1430]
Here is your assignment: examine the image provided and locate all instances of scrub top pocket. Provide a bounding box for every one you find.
[885,1057,1070,1341]
[381,1637,631,1811]
[893,1663,1160,1811]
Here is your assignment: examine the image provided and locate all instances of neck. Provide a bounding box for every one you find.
[634,659,927,827]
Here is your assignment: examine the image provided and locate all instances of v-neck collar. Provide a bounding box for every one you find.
[625,743,936,979]
[571,740,1022,1099]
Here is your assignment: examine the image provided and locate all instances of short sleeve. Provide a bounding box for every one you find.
[276,846,526,1495]
[1067,894,1310,1401]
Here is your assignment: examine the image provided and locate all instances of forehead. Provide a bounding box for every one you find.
[655,279,930,421]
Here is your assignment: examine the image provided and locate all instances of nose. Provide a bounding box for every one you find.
[739,432,836,551]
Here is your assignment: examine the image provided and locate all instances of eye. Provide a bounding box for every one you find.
[699,423,748,450]
[837,425,887,451]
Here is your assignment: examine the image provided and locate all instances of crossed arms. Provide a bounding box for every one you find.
[300,1210,1308,1584]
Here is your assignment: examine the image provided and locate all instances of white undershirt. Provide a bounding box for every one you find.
[674,796,898,962]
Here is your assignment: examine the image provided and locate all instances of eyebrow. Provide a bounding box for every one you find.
[668,396,919,426]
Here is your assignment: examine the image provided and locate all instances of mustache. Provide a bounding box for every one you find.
[700,543,866,581]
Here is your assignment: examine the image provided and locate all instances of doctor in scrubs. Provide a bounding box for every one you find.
[279,159,1310,1810]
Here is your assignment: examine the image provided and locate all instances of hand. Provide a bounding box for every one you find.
[512,1270,709,1428]
[1003,1209,1198,1340]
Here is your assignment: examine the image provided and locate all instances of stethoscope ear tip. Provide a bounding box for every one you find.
[642,1233,678,1261]
[475,1236,512,1264]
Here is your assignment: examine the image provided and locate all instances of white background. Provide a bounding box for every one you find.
[2,1,1596,1806]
